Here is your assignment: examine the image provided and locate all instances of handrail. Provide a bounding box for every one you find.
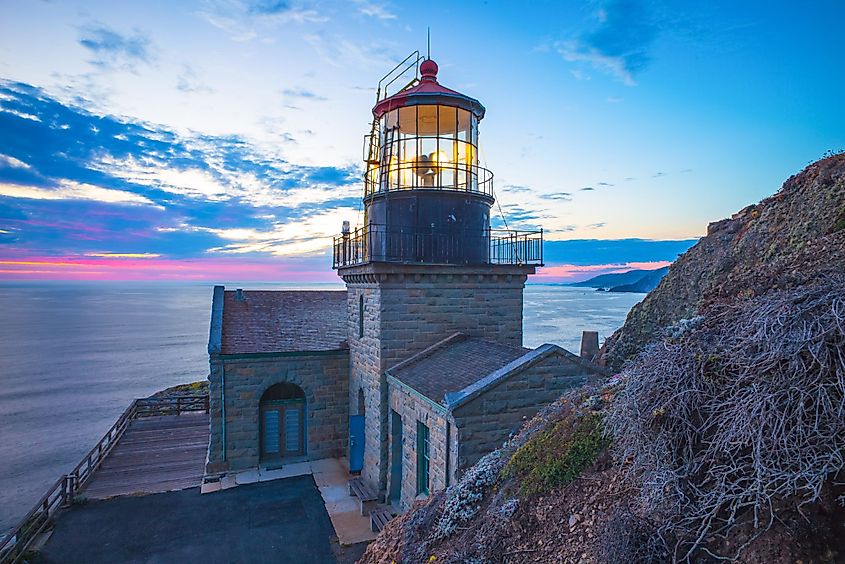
[364,162,495,199]
[0,393,209,563]
[333,225,544,269]
[376,51,421,102]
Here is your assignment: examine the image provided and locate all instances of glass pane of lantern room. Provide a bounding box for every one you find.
[417,105,438,137]
[383,110,398,136]
[456,109,471,142]
[400,135,417,189]
[438,106,457,139]
[438,137,455,188]
[398,106,416,136]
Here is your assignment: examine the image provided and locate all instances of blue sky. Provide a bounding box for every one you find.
[0,0,842,280]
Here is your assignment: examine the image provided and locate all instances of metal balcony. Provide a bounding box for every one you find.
[332,225,544,269]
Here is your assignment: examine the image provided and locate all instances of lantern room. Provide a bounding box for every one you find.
[365,59,487,197]
[333,56,544,269]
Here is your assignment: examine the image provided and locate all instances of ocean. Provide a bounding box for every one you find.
[0,282,644,533]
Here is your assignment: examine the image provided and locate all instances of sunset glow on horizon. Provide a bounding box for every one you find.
[1,1,842,281]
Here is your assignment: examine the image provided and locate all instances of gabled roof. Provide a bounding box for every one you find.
[443,344,609,409]
[386,332,610,411]
[209,287,348,356]
[386,333,530,408]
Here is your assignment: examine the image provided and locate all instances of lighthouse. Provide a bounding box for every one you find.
[335,57,544,495]
[206,55,602,520]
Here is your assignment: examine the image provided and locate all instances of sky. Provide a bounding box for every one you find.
[0,0,842,282]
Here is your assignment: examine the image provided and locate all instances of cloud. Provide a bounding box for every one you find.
[304,33,395,69]
[587,222,606,229]
[555,0,658,85]
[534,260,672,283]
[247,0,291,15]
[652,171,666,178]
[78,25,154,71]
[86,252,161,258]
[0,80,363,263]
[176,65,213,93]
[0,154,30,169]
[200,206,358,256]
[502,184,533,193]
[352,0,397,20]
[0,180,161,208]
[282,88,327,101]
[597,181,614,187]
[199,0,327,41]
[580,186,595,191]
[541,192,572,201]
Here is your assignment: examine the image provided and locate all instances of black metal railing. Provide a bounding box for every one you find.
[333,225,543,268]
[364,162,495,199]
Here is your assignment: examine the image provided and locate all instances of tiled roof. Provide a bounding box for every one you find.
[387,333,530,405]
[219,290,347,355]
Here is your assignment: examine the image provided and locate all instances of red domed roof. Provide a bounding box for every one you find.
[372,58,485,120]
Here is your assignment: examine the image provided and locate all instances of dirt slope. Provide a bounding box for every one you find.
[603,153,845,370]
[360,155,845,564]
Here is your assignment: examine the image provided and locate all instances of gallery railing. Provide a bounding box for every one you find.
[0,394,209,564]
[364,162,495,199]
[333,225,543,268]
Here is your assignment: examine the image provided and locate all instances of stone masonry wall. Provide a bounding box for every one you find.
[387,381,456,511]
[342,266,529,494]
[453,352,593,472]
[206,351,349,474]
[346,283,384,489]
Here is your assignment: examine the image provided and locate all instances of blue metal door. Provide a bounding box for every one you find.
[349,415,365,473]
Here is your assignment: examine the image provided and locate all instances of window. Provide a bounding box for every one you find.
[358,294,364,339]
[416,421,430,496]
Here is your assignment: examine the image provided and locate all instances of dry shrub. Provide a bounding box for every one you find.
[608,276,845,561]
[595,505,668,564]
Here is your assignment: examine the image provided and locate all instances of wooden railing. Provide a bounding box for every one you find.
[0,394,208,564]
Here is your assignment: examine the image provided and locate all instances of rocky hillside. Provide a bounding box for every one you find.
[606,266,668,293]
[360,155,845,563]
[603,153,845,370]
[570,267,669,292]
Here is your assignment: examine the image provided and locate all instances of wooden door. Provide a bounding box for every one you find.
[261,400,305,459]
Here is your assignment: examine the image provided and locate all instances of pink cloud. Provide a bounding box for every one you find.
[534,261,671,283]
[0,255,339,282]
[0,252,672,284]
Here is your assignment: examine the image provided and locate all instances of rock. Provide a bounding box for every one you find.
[603,153,845,370]
[568,514,580,527]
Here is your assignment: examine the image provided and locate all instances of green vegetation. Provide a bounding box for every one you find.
[503,413,610,495]
[833,208,845,233]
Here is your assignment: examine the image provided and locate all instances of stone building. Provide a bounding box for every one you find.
[205,288,349,473]
[205,58,607,517]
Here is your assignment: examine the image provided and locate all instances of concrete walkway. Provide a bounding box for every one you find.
[200,457,376,546]
[40,476,367,564]
[311,458,378,545]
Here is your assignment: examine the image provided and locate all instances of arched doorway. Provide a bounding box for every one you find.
[260,382,306,461]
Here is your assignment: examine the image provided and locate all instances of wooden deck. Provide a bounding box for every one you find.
[81,412,209,500]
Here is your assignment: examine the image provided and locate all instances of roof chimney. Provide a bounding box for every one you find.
[580,330,599,361]
[235,288,245,302]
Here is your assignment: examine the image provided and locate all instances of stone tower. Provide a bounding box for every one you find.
[334,58,543,492]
